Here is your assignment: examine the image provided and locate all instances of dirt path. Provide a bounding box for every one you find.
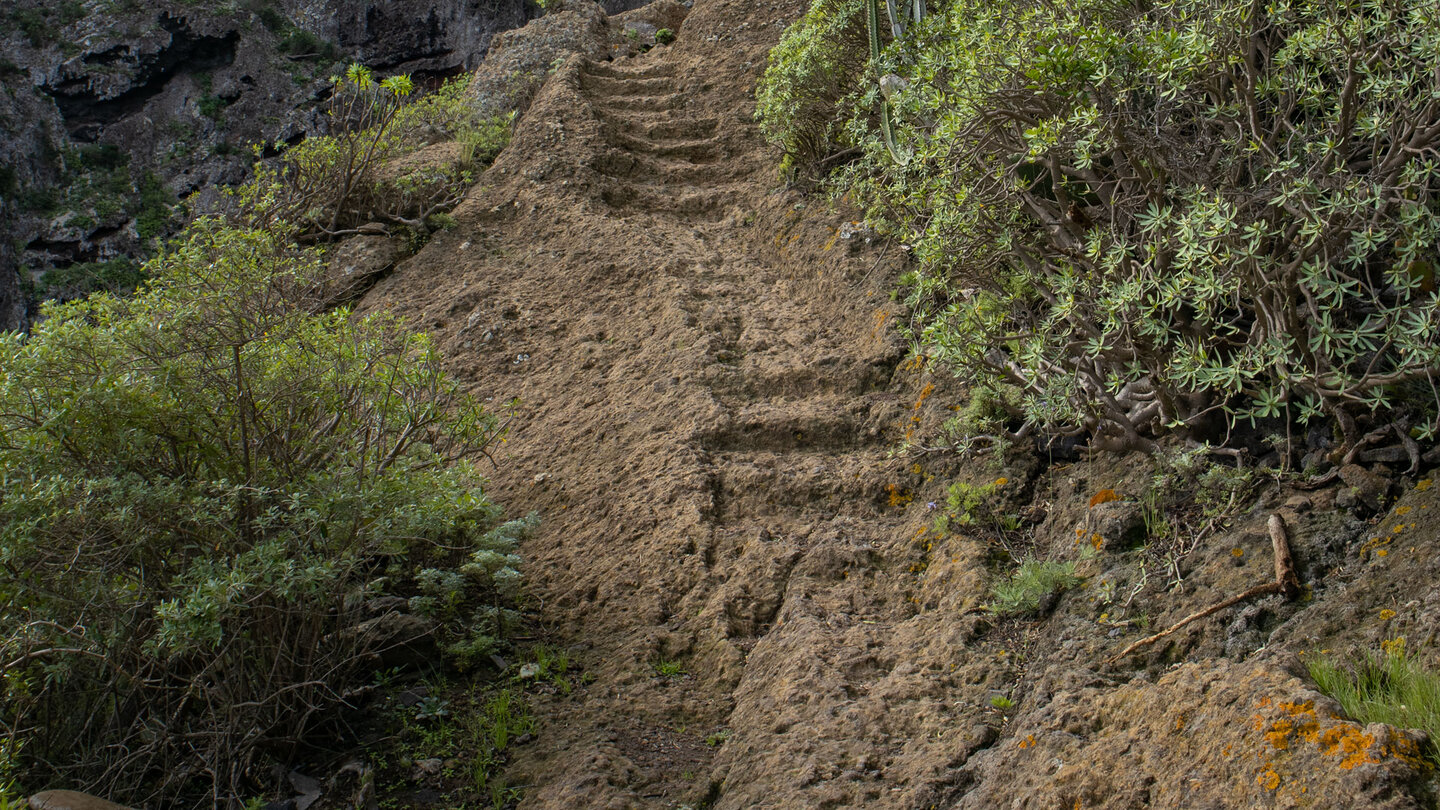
[360,2,958,805]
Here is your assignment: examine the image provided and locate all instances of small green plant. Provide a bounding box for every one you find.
[198,94,228,120]
[985,559,1081,617]
[653,659,686,678]
[654,28,676,45]
[989,695,1014,711]
[1308,641,1440,764]
[931,478,1018,540]
[704,729,731,747]
[414,696,452,722]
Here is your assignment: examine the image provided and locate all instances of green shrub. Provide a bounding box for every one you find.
[755,0,868,176]
[198,93,228,120]
[0,218,518,804]
[133,170,174,241]
[233,64,510,241]
[986,559,1080,616]
[823,0,1440,454]
[654,27,676,45]
[1309,640,1440,764]
[11,8,55,47]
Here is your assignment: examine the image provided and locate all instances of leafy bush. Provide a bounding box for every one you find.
[0,218,518,804]
[654,27,676,45]
[755,0,868,176]
[778,0,1440,455]
[986,559,1080,616]
[233,64,511,242]
[1309,640,1440,764]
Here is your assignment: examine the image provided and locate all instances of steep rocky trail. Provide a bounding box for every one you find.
[362,1,1440,807]
[362,2,932,803]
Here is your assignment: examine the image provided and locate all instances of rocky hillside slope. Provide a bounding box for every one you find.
[0,0,672,329]
[358,0,1440,807]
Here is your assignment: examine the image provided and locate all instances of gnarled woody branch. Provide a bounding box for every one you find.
[1104,513,1300,666]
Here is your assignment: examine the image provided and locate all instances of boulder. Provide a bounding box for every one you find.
[469,0,610,121]
[28,790,132,810]
[321,232,401,307]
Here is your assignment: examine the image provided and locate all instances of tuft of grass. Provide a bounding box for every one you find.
[653,659,686,678]
[989,694,1014,711]
[985,558,1080,617]
[467,689,534,808]
[1308,642,1440,763]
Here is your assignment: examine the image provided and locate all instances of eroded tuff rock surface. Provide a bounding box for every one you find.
[359,0,1440,807]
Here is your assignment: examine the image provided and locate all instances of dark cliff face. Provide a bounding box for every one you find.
[0,0,541,331]
[284,0,533,75]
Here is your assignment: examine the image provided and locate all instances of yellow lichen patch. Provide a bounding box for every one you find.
[1231,547,1245,558]
[1416,478,1433,491]
[1380,734,1430,770]
[1379,608,1396,621]
[1090,533,1103,551]
[1394,505,1412,516]
[994,477,1009,487]
[1017,734,1037,749]
[1258,766,1281,791]
[1252,692,1430,775]
[1359,535,1393,559]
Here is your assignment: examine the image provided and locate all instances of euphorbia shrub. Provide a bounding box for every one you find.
[769,0,1440,455]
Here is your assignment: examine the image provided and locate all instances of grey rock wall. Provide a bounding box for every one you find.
[0,0,537,329]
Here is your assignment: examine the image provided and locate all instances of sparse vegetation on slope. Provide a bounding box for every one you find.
[233,63,512,243]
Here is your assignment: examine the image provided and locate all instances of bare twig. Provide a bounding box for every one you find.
[1104,513,1300,665]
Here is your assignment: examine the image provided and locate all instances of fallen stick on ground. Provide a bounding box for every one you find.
[1104,514,1300,666]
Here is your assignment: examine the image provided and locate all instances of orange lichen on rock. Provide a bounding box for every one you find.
[1089,489,1120,507]
[1017,734,1037,749]
[887,484,913,508]
[1317,725,1379,770]
[1248,693,1430,776]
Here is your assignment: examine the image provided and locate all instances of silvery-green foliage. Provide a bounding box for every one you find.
[755,0,868,176]
[840,0,1440,452]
